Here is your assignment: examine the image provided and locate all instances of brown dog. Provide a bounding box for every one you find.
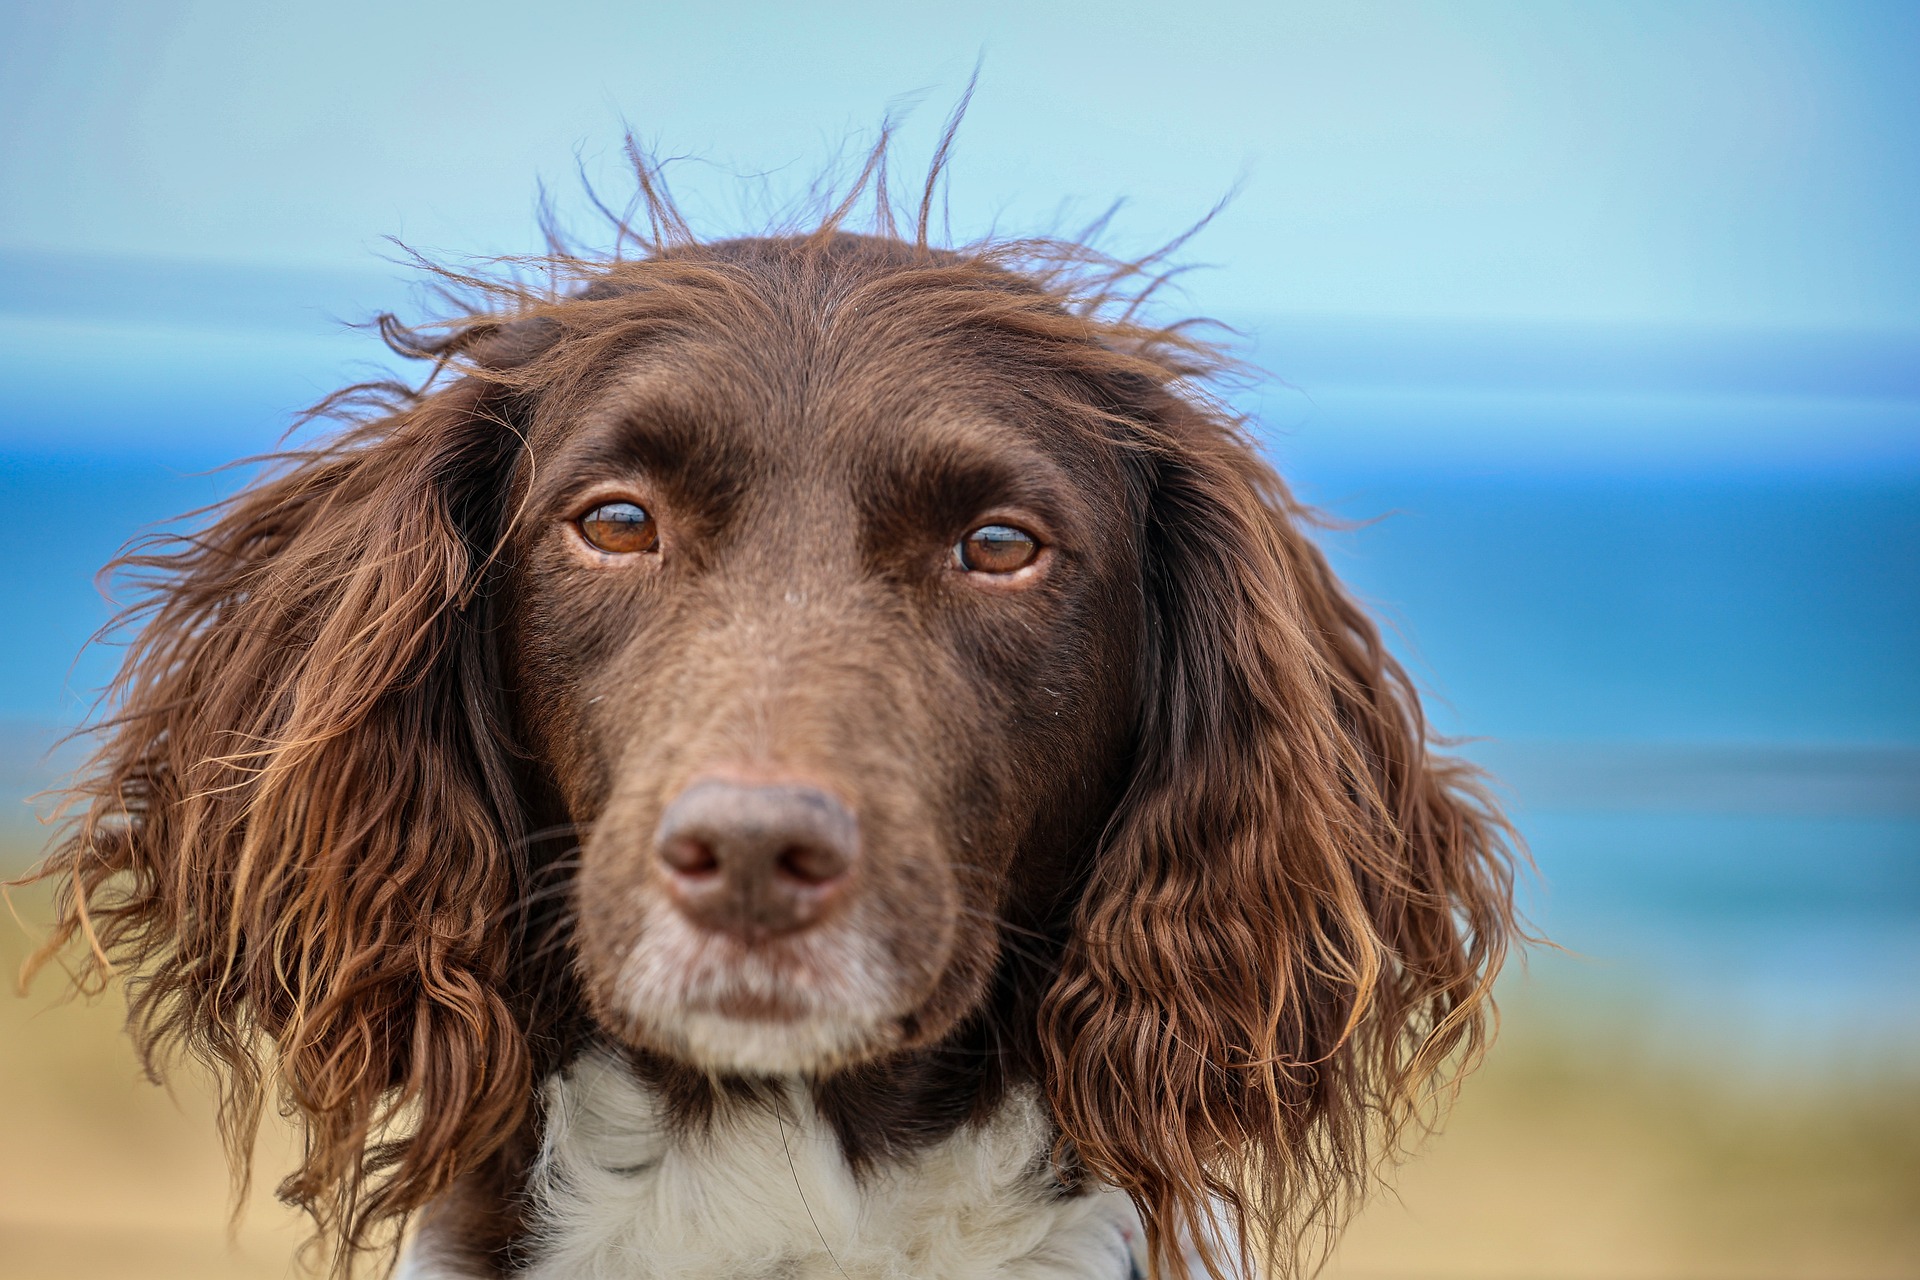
[30,156,1519,1279]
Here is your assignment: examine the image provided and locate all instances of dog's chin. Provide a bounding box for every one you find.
[609,983,906,1074]
[653,1008,900,1076]
[603,902,922,1076]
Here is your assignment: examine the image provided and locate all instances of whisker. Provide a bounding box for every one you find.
[963,909,1058,948]
[518,821,592,850]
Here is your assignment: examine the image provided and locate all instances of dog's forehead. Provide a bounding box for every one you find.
[541,317,1092,486]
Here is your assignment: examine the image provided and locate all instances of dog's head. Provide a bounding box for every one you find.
[33,222,1517,1275]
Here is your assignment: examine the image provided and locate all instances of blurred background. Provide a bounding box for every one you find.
[2,2,1915,1277]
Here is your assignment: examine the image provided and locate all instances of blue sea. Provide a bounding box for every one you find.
[3,249,1916,1053]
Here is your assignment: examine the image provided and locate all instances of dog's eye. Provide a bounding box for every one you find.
[954,524,1040,574]
[578,501,659,555]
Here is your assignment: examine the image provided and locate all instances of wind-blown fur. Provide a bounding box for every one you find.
[22,126,1520,1279]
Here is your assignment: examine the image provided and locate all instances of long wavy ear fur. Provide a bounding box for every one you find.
[1040,391,1520,1279]
[22,375,532,1266]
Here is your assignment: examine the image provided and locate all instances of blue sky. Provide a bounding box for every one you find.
[3,0,1918,329]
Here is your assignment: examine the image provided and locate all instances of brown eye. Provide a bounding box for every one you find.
[578,501,659,555]
[955,524,1040,574]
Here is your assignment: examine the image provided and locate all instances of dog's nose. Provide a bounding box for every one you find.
[653,778,859,940]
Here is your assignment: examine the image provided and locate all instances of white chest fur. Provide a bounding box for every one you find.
[406,1050,1145,1279]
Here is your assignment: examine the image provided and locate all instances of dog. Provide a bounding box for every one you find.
[28,149,1519,1279]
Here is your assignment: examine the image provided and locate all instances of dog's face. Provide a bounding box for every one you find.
[506,263,1143,1073]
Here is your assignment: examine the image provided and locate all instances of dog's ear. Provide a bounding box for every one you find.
[27,372,534,1260]
[1039,396,1519,1279]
